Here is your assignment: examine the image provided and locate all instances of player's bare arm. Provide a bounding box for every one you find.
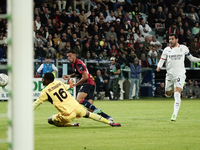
[73,71,88,86]
[157,57,165,72]
[62,73,76,80]
[157,47,166,72]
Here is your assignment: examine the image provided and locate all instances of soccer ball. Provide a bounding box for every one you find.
[0,73,8,87]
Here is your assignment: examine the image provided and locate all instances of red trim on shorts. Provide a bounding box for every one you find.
[161,58,166,60]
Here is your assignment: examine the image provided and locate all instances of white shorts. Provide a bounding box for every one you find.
[165,74,186,91]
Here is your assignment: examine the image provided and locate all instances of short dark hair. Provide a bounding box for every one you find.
[66,50,76,54]
[169,34,178,39]
[45,56,50,59]
[44,72,54,81]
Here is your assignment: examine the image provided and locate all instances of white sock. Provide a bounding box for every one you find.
[108,121,113,124]
[173,92,181,116]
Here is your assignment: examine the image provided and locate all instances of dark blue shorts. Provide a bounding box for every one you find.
[79,84,95,101]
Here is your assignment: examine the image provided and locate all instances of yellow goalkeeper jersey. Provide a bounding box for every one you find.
[33,80,79,115]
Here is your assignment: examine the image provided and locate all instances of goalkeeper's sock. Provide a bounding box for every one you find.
[79,99,96,111]
[89,112,109,124]
[173,92,181,116]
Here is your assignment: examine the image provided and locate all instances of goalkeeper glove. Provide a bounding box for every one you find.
[67,79,75,88]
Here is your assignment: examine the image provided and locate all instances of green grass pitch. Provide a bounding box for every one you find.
[0,98,200,150]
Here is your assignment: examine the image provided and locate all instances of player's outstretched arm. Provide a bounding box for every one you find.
[157,48,166,71]
[33,91,48,110]
[187,54,200,62]
[62,75,70,80]
[156,58,165,72]
[33,100,42,110]
[62,73,76,80]
[74,71,88,86]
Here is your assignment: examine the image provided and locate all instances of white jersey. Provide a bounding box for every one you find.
[160,44,189,76]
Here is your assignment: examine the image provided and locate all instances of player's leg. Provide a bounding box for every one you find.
[75,105,120,127]
[76,85,113,120]
[83,110,121,127]
[87,83,96,105]
[76,85,97,110]
[77,92,96,110]
[165,76,174,97]
[86,86,113,121]
[47,113,79,127]
[171,87,182,121]
[84,111,110,124]
[165,90,174,97]
[78,96,112,120]
[171,76,185,121]
[87,99,93,105]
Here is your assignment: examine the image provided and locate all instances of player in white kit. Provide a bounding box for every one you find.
[156,34,200,121]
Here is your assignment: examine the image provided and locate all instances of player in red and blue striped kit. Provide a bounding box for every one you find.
[63,50,113,121]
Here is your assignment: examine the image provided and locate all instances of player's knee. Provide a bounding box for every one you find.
[165,94,172,98]
[48,116,54,124]
[88,99,93,105]
[165,93,172,98]
[165,91,173,98]
[84,111,90,118]
[174,87,182,93]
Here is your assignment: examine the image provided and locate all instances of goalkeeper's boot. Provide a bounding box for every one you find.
[109,122,121,127]
[93,108,102,114]
[171,114,176,121]
[73,123,80,127]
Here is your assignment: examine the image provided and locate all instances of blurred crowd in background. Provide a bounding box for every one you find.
[0,0,200,75]
[155,79,200,98]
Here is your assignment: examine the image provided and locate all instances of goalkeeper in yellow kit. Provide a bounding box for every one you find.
[33,72,121,127]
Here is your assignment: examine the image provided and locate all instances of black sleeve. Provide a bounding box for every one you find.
[116,63,120,69]
[95,77,101,85]
[77,64,86,72]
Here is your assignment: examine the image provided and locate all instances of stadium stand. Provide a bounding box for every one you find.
[0,0,200,97]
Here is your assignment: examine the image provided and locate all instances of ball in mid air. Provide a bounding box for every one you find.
[0,73,8,87]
